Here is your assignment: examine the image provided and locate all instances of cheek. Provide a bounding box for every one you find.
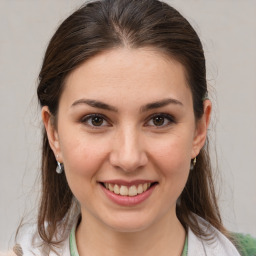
[58,133,110,196]
[149,138,192,202]
[60,132,108,172]
[147,133,192,179]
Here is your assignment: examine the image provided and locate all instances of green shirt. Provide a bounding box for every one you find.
[232,233,256,256]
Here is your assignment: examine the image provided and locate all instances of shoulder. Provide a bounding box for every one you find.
[14,224,70,256]
[231,233,256,256]
[188,215,256,256]
[188,215,241,256]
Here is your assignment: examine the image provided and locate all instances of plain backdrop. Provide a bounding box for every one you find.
[0,0,255,250]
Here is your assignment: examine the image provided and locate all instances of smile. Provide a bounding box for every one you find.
[103,183,153,197]
[100,181,158,206]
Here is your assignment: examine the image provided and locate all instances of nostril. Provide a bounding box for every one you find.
[109,150,148,172]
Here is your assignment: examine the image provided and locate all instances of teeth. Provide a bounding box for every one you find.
[137,184,143,194]
[120,185,128,196]
[104,182,153,196]
[114,184,120,194]
[109,183,114,192]
[129,185,137,196]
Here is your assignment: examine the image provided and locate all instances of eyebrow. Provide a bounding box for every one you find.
[140,98,183,112]
[71,99,118,112]
[71,98,183,112]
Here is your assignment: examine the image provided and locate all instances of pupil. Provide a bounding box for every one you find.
[92,116,103,126]
[153,116,164,126]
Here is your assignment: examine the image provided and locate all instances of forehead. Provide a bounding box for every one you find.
[61,47,192,107]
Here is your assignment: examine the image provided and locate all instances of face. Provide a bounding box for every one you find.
[43,48,210,233]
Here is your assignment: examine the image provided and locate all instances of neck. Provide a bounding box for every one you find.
[76,210,186,256]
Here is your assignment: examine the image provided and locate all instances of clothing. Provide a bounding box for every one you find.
[15,216,256,256]
[68,223,190,256]
[232,233,256,256]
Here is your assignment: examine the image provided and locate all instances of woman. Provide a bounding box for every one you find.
[9,0,256,255]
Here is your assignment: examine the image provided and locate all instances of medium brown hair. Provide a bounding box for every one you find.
[36,0,226,249]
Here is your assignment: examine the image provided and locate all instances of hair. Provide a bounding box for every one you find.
[36,0,227,249]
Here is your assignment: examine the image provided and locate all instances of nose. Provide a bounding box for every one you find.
[109,126,148,172]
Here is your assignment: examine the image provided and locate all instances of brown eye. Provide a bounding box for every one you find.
[81,114,109,128]
[91,116,104,126]
[152,116,165,126]
[146,113,175,128]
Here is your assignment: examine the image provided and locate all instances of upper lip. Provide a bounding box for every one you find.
[99,179,158,186]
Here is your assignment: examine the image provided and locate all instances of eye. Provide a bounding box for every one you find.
[146,113,175,127]
[81,114,109,128]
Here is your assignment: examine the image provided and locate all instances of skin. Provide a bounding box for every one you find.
[42,47,211,256]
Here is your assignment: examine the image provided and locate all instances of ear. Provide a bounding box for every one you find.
[191,100,212,158]
[41,106,62,162]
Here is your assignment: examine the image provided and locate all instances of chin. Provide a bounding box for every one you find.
[101,213,157,233]
[107,222,150,233]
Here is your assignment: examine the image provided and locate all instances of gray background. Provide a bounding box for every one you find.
[0,0,255,250]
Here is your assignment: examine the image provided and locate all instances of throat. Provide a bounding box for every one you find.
[75,213,186,256]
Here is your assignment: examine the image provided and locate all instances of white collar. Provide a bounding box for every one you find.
[188,216,241,256]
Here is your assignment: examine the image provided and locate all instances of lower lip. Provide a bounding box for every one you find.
[101,184,156,206]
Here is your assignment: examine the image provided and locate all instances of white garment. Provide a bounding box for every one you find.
[17,216,241,256]
[16,224,70,256]
[188,217,241,256]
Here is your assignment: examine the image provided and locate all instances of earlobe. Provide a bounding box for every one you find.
[191,100,212,158]
[41,106,62,161]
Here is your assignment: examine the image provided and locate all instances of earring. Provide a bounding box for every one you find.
[190,157,197,171]
[56,161,64,174]
[202,91,209,101]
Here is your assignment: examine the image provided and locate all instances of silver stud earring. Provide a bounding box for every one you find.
[190,157,197,171]
[56,161,64,174]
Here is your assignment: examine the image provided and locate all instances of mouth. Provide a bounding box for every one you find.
[100,182,158,197]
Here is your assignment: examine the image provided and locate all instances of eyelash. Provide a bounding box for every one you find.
[145,113,176,128]
[80,113,176,129]
[81,114,110,129]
